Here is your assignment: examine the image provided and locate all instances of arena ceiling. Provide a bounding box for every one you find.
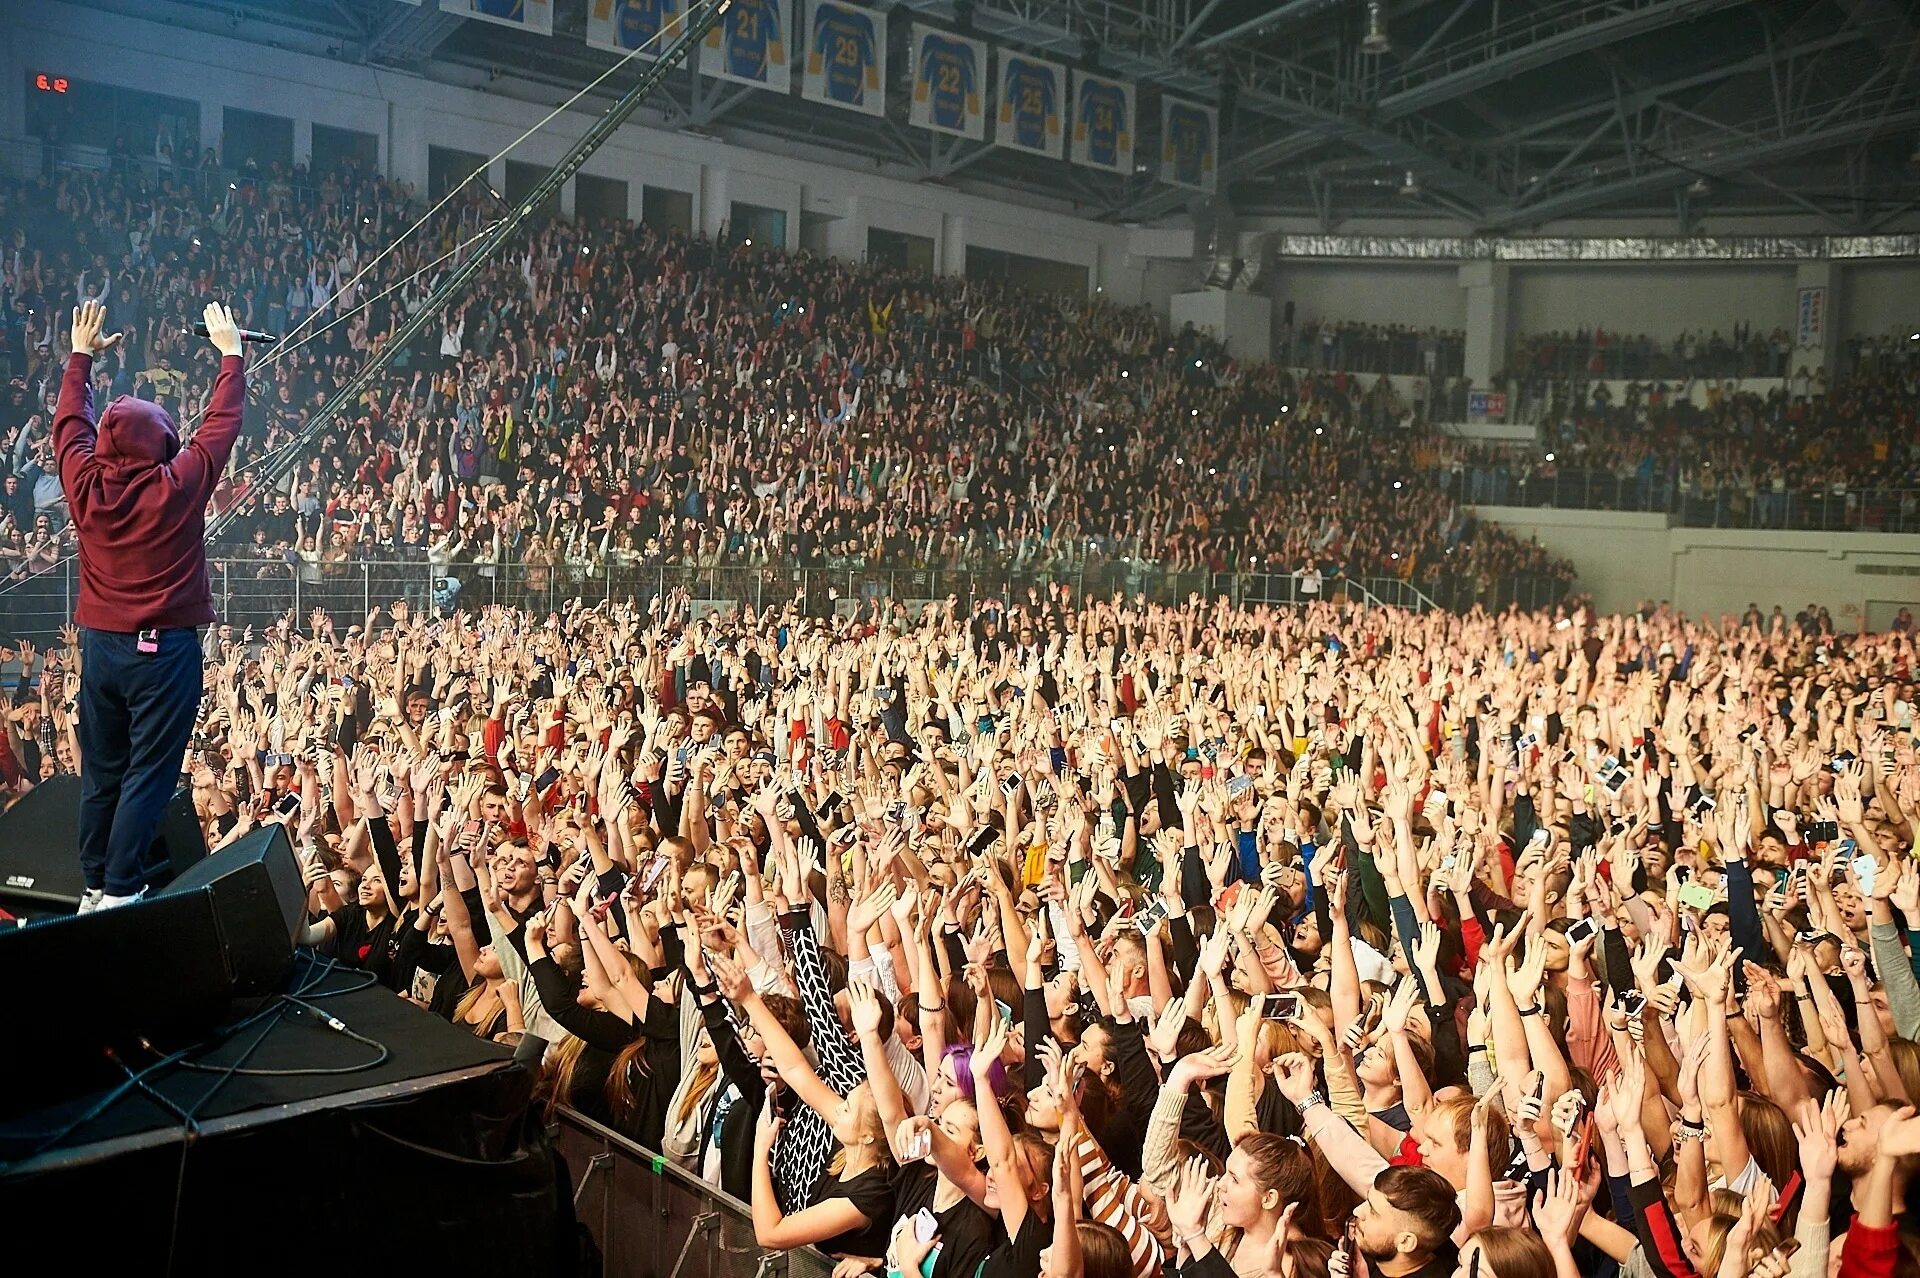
[99,0,1920,230]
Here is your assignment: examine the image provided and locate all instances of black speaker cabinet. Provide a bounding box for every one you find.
[0,825,304,1115]
[0,776,207,910]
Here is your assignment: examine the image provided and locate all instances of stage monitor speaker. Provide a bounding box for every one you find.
[0,825,303,1114]
[157,819,307,966]
[0,776,207,910]
[147,786,210,891]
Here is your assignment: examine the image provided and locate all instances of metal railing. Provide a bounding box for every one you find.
[554,1108,833,1278]
[1277,328,1467,378]
[1434,466,1920,532]
[0,557,1541,641]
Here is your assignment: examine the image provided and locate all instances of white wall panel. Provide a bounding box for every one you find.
[1839,261,1920,342]
[1508,264,1797,337]
[1268,263,1466,330]
[1473,506,1920,624]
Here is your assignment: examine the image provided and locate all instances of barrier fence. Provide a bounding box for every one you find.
[0,557,1569,640]
[555,1108,833,1278]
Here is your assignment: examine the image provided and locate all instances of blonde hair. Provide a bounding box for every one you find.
[540,1035,590,1123]
[1701,1213,1780,1278]
[1433,1094,1507,1161]
[1472,1227,1556,1278]
[673,1059,721,1126]
[826,1083,891,1176]
[452,980,501,1035]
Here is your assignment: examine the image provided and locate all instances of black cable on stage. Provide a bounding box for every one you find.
[0,950,389,1167]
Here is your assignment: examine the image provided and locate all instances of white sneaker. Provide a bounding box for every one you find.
[96,888,147,911]
[76,889,104,915]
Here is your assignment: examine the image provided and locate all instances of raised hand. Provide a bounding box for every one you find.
[1792,1090,1846,1184]
[71,299,123,357]
[201,301,243,357]
[1881,1105,1920,1160]
[846,881,898,935]
[1271,1051,1318,1104]
[1166,1155,1218,1241]
[1610,1048,1648,1132]
[1895,858,1920,922]
[708,951,755,1004]
[1506,934,1549,1004]
[1531,1167,1591,1252]
[1413,919,1442,975]
[848,979,886,1036]
[1168,1041,1240,1088]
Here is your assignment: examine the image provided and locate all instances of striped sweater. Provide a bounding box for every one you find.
[1070,1126,1167,1278]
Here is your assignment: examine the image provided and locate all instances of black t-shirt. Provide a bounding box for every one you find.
[978,1210,1047,1278]
[397,930,460,1011]
[930,1192,994,1277]
[328,904,400,986]
[892,1166,996,1278]
[817,1163,897,1260]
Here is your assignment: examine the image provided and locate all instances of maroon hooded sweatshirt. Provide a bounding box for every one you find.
[53,352,246,632]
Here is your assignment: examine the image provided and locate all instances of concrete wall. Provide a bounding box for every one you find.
[1269,262,1467,330]
[1473,506,1920,627]
[1172,289,1273,362]
[1839,261,1920,343]
[1507,264,1800,337]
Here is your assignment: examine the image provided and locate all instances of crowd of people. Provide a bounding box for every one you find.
[1844,331,1920,382]
[12,136,1920,1278]
[1510,326,1798,383]
[1276,320,1467,380]
[1427,369,1920,530]
[8,585,1920,1278]
[0,153,1571,609]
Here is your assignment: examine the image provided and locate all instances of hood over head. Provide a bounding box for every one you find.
[96,396,182,467]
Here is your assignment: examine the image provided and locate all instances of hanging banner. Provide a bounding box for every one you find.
[1796,286,1827,349]
[447,0,554,36]
[993,49,1066,159]
[802,0,885,116]
[701,0,792,92]
[587,0,685,55]
[1160,97,1217,192]
[1467,390,1508,419]
[1070,71,1134,175]
[909,24,986,140]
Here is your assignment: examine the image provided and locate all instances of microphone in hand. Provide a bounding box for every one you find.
[192,321,279,345]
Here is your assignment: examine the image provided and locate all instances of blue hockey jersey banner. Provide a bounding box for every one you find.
[448,0,553,35]
[993,49,1065,159]
[1070,71,1134,174]
[909,24,986,140]
[1160,96,1218,192]
[701,0,792,92]
[802,0,885,116]
[587,0,684,55]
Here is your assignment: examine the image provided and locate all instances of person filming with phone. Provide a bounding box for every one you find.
[54,299,246,911]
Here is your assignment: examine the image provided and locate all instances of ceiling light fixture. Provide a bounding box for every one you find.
[1361,1,1392,56]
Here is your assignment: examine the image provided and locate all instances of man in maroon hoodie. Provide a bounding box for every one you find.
[56,299,245,911]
